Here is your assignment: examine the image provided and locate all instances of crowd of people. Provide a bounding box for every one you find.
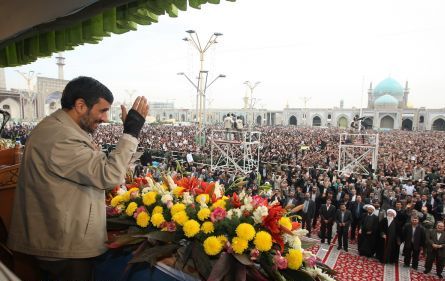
[3,118,445,278]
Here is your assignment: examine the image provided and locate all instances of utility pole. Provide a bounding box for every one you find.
[179,30,224,145]
[244,81,261,128]
[16,70,39,121]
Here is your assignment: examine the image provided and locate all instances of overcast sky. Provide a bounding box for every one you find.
[4,0,445,110]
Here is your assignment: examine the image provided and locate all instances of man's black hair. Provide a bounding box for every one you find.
[61,76,114,109]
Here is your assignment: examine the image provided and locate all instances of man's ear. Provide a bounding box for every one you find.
[73,98,88,114]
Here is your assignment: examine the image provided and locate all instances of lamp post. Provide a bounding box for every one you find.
[244,81,261,127]
[16,70,40,121]
[180,30,223,145]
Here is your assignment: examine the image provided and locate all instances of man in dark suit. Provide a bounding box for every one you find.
[319,198,336,244]
[402,215,426,270]
[336,202,352,251]
[301,192,316,237]
[350,195,365,241]
[424,221,445,278]
[415,194,432,213]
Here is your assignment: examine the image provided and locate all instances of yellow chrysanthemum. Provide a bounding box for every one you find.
[286,249,303,270]
[151,213,165,228]
[136,212,150,228]
[217,235,228,246]
[123,187,140,202]
[236,223,256,241]
[254,231,273,252]
[152,206,163,215]
[173,186,185,197]
[201,221,215,234]
[161,183,169,191]
[279,217,292,231]
[231,237,249,254]
[197,208,211,221]
[183,219,201,238]
[142,191,157,206]
[171,203,186,216]
[110,195,123,207]
[172,211,189,226]
[196,194,210,204]
[211,199,226,210]
[125,202,138,216]
[203,236,223,256]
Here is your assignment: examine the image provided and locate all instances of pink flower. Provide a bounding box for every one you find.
[250,249,260,261]
[273,251,288,270]
[166,201,173,209]
[304,256,317,268]
[162,221,176,232]
[133,206,146,219]
[130,191,139,200]
[210,207,227,222]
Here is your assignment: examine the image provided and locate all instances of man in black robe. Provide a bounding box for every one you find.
[377,209,401,263]
[358,204,379,257]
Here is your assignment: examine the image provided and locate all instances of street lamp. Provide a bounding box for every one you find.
[244,81,261,127]
[15,70,40,121]
[179,30,223,145]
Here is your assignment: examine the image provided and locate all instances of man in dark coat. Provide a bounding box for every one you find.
[319,198,336,244]
[402,215,426,270]
[358,204,379,257]
[350,195,365,241]
[377,209,401,263]
[336,202,352,251]
[424,221,445,278]
[301,192,316,237]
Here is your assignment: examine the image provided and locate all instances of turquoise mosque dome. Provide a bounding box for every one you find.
[373,77,404,97]
[374,94,399,106]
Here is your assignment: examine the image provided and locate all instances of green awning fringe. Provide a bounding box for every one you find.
[0,0,235,67]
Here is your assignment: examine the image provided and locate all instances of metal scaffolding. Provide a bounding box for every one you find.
[337,133,379,176]
[210,129,261,174]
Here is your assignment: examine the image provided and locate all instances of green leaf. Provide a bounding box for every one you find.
[280,269,315,281]
[208,252,231,281]
[106,234,145,249]
[232,253,254,266]
[133,230,177,242]
[191,240,212,279]
[129,244,180,265]
[259,253,283,281]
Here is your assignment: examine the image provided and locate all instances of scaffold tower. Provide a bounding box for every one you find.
[338,133,379,176]
[210,129,261,174]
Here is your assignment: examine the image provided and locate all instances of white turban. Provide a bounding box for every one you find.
[387,209,397,217]
[363,204,375,212]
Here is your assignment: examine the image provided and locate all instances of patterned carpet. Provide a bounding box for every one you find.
[306,220,443,281]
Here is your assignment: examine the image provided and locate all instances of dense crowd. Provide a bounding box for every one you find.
[3,122,445,276]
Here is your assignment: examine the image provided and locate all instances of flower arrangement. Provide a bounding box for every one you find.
[106,174,336,281]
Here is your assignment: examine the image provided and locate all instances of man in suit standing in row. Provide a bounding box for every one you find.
[402,215,426,270]
[320,198,336,244]
[301,192,316,237]
[350,195,365,241]
[336,202,352,251]
[424,221,445,278]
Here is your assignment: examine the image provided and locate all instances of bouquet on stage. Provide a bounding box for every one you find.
[106,175,336,281]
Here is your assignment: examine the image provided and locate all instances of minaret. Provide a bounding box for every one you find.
[403,81,409,108]
[340,99,344,109]
[56,53,65,80]
[0,68,6,90]
[367,82,373,109]
[243,92,249,109]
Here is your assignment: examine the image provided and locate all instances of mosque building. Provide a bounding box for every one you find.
[0,67,444,131]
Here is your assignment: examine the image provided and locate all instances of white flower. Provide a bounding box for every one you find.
[166,175,177,190]
[141,187,150,195]
[213,182,223,199]
[161,194,173,204]
[182,192,194,205]
[252,205,268,224]
[239,190,246,200]
[145,177,154,188]
[293,228,309,237]
[116,187,127,195]
[227,208,242,219]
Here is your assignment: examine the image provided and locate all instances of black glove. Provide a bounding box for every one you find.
[123,109,145,138]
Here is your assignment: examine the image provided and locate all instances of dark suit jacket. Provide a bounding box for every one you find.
[402,224,426,250]
[302,199,316,218]
[320,204,337,223]
[426,230,445,258]
[335,210,352,228]
[350,201,365,220]
[415,201,432,213]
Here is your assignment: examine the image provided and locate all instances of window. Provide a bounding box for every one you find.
[419,116,424,123]
[2,104,10,110]
[327,114,332,120]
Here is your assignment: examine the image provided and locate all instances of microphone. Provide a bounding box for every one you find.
[0,109,10,116]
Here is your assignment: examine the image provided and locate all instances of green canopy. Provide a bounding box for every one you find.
[0,0,234,67]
